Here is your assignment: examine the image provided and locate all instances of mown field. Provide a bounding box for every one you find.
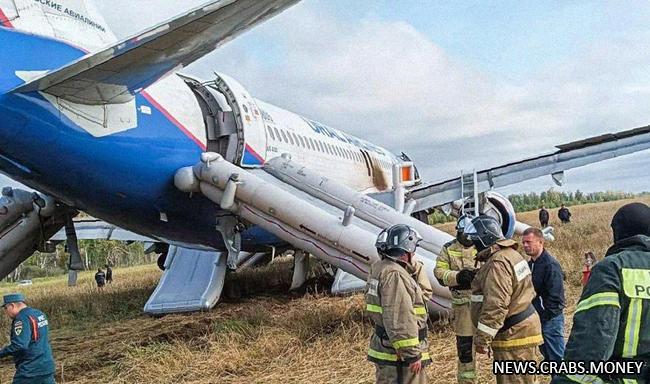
[1,197,648,384]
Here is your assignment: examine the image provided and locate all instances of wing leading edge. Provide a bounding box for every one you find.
[409,125,650,211]
[11,0,300,105]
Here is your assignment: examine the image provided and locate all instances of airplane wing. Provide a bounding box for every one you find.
[50,219,156,242]
[11,0,299,105]
[409,125,650,211]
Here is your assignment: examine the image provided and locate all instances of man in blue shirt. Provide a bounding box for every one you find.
[0,293,56,384]
[522,227,566,362]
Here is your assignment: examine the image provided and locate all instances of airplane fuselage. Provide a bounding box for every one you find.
[0,26,405,251]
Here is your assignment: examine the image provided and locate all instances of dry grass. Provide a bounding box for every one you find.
[1,197,649,384]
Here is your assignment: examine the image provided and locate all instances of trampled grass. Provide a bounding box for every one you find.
[1,197,648,383]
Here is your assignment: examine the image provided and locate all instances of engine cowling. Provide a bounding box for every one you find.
[481,191,516,239]
[0,188,69,280]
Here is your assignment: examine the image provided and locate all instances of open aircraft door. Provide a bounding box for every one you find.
[181,73,267,167]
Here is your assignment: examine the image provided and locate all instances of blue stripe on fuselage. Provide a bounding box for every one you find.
[0,27,283,249]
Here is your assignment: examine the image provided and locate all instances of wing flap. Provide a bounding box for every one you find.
[11,0,299,105]
[409,124,650,211]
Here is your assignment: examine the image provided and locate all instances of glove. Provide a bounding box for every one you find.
[456,268,477,290]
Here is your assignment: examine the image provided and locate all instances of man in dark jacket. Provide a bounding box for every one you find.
[105,264,113,284]
[0,293,56,384]
[552,202,650,383]
[522,227,566,362]
[95,268,106,289]
[539,206,549,228]
[558,204,571,223]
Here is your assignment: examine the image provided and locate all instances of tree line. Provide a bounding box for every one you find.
[428,189,648,224]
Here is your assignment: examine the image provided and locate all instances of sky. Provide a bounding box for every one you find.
[10,1,650,196]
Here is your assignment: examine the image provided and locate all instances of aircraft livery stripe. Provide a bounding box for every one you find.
[141,91,206,151]
[0,8,14,28]
[244,143,265,165]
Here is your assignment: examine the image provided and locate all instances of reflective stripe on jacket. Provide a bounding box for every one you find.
[552,235,650,384]
[470,239,543,350]
[433,240,477,304]
[366,258,431,366]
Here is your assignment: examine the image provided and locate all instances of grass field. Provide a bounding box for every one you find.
[1,197,649,383]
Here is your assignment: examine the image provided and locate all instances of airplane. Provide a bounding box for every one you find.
[1,0,650,316]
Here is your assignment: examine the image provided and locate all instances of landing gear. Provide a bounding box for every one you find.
[65,213,84,286]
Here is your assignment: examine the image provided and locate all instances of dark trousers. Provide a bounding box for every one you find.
[540,313,565,361]
[13,373,56,384]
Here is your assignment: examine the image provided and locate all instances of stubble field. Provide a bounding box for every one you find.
[1,196,648,383]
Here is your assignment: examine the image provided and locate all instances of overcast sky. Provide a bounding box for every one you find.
[10,1,650,196]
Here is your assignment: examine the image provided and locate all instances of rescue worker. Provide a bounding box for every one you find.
[433,216,478,383]
[466,215,543,384]
[366,224,432,384]
[552,202,650,384]
[0,293,56,384]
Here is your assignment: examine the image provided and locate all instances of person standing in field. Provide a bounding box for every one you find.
[581,252,596,286]
[558,204,571,224]
[0,293,56,384]
[105,264,113,284]
[95,268,106,290]
[539,206,549,228]
[552,202,650,383]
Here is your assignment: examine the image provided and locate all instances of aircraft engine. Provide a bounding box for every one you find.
[0,188,69,280]
[480,191,517,239]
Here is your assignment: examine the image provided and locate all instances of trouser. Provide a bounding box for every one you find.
[375,364,427,384]
[540,220,548,228]
[540,314,565,362]
[13,373,56,384]
[494,346,540,384]
[454,302,477,383]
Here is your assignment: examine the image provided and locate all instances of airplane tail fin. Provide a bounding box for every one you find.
[0,0,117,52]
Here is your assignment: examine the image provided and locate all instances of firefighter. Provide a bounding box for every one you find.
[552,202,650,384]
[466,215,543,384]
[0,293,56,384]
[433,215,478,383]
[366,224,432,384]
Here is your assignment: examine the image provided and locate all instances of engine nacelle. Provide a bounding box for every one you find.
[444,191,517,238]
[0,188,69,280]
[481,191,516,239]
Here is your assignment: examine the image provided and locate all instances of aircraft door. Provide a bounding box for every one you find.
[181,75,242,163]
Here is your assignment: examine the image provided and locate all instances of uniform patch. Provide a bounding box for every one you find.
[14,321,23,336]
[368,279,379,296]
[622,268,650,299]
[514,260,531,282]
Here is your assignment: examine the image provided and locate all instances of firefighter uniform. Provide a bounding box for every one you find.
[0,298,55,384]
[366,258,431,384]
[434,239,478,383]
[552,234,650,384]
[471,239,543,384]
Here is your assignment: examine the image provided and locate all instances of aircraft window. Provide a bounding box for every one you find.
[273,127,282,142]
[326,143,333,155]
[334,146,341,157]
[308,137,315,151]
[287,131,295,145]
[280,130,289,143]
[317,141,324,152]
[298,135,306,148]
[291,132,300,146]
[267,126,276,141]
